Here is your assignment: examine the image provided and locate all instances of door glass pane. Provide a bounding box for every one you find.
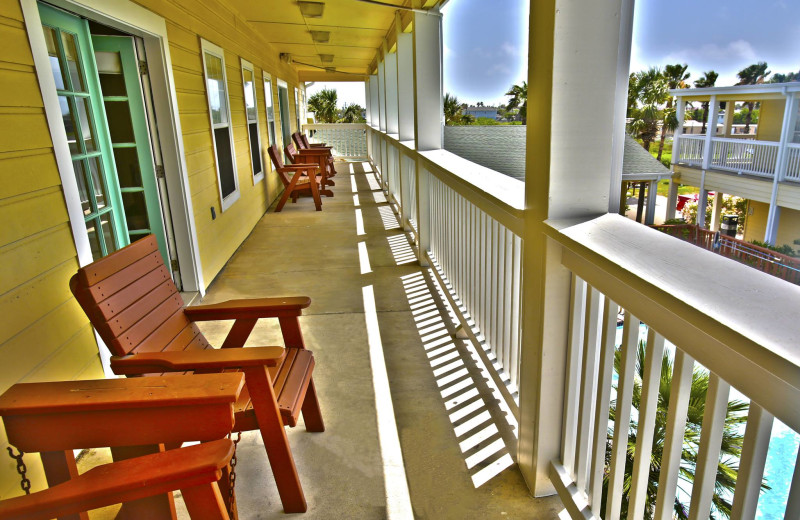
[88,156,108,211]
[59,96,79,154]
[95,51,126,96]
[204,53,228,125]
[104,101,135,142]
[60,31,85,92]
[264,80,274,120]
[86,218,103,259]
[243,68,256,121]
[42,26,65,90]
[113,147,142,188]
[72,160,91,215]
[122,191,150,231]
[100,213,117,253]
[249,122,261,175]
[74,97,97,152]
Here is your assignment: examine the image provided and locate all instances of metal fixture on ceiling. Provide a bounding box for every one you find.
[319,54,334,63]
[280,52,292,63]
[309,30,330,43]
[297,1,325,18]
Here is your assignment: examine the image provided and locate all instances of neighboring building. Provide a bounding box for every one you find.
[621,135,671,225]
[667,82,800,247]
[463,105,500,120]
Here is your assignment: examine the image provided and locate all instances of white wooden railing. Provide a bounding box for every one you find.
[786,143,800,182]
[352,125,800,519]
[675,134,705,167]
[547,215,800,520]
[710,137,779,177]
[302,123,368,158]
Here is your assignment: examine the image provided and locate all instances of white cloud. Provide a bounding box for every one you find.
[500,42,520,57]
[663,39,757,65]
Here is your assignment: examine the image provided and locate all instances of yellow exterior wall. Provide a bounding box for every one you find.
[0,1,105,498]
[743,200,800,247]
[0,0,308,497]
[756,99,785,142]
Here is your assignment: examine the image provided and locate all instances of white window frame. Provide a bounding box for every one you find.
[294,86,301,131]
[240,58,263,184]
[200,39,239,211]
[276,77,289,150]
[263,71,277,150]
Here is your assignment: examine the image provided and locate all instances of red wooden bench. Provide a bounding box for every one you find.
[284,142,335,194]
[69,236,324,513]
[292,132,336,178]
[0,373,245,520]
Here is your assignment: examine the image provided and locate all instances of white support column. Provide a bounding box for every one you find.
[365,80,372,126]
[396,14,415,142]
[377,58,387,132]
[412,8,443,151]
[644,180,658,225]
[518,0,633,497]
[671,95,685,166]
[369,75,379,127]
[710,191,723,232]
[765,92,797,244]
[722,99,734,137]
[701,95,718,170]
[384,51,399,134]
[607,0,635,213]
[698,171,709,229]
[666,178,679,220]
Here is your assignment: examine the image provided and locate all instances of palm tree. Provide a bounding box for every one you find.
[443,93,463,125]
[461,113,476,125]
[307,88,338,123]
[694,70,719,134]
[338,103,365,123]
[505,82,527,125]
[736,62,770,134]
[603,339,758,519]
[628,68,668,152]
[656,64,690,161]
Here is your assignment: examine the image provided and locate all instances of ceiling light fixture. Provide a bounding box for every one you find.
[297,1,325,18]
[319,54,334,63]
[309,30,330,43]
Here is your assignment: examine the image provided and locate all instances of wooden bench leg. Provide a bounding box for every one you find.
[181,482,230,520]
[111,445,177,520]
[301,378,325,433]
[40,451,88,520]
[242,366,307,513]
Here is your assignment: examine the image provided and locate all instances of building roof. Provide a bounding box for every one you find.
[465,106,499,110]
[669,81,800,102]
[622,134,671,181]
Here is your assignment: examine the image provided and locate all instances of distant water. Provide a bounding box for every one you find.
[613,323,799,517]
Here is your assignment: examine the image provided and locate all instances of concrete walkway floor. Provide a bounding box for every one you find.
[84,160,563,519]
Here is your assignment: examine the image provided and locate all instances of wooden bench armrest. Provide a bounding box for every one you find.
[110,346,286,375]
[308,143,329,148]
[185,297,311,320]
[295,149,329,155]
[0,439,233,520]
[276,165,319,173]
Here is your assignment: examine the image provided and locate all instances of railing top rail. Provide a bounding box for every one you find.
[302,123,368,129]
[679,134,706,140]
[368,127,525,234]
[711,136,779,145]
[788,143,800,148]
[547,214,800,431]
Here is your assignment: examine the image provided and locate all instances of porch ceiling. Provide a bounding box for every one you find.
[228,0,437,82]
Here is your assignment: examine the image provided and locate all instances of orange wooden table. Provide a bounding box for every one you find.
[0,373,244,520]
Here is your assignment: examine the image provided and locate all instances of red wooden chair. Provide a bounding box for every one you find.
[0,439,235,520]
[266,144,323,212]
[284,142,334,196]
[293,132,336,178]
[69,236,325,513]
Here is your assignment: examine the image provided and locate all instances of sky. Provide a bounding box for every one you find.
[307,0,800,109]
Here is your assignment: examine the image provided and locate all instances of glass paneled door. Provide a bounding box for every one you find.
[38,4,172,272]
[39,4,126,259]
[92,35,168,265]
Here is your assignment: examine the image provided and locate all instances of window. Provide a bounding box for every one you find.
[241,59,263,183]
[263,72,277,149]
[200,39,239,211]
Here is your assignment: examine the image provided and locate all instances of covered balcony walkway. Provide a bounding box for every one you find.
[82,159,562,519]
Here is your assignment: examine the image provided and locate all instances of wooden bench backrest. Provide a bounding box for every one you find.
[299,134,312,149]
[70,235,210,358]
[291,132,304,150]
[268,144,296,188]
[284,142,299,163]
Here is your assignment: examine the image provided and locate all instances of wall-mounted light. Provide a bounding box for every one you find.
[319,54,334,63]
[298,1,325,18]
[310,30,330,43]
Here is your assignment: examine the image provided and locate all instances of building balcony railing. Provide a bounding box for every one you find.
[675,134,800,182]
[321,124,800,518]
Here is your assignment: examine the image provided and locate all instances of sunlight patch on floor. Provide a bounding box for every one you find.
[399,270,515,488]
[387,234,417,265]
[366,173,382,191]
[373,191,388,204]
[379,206,400,230]
[355,208,365,235]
